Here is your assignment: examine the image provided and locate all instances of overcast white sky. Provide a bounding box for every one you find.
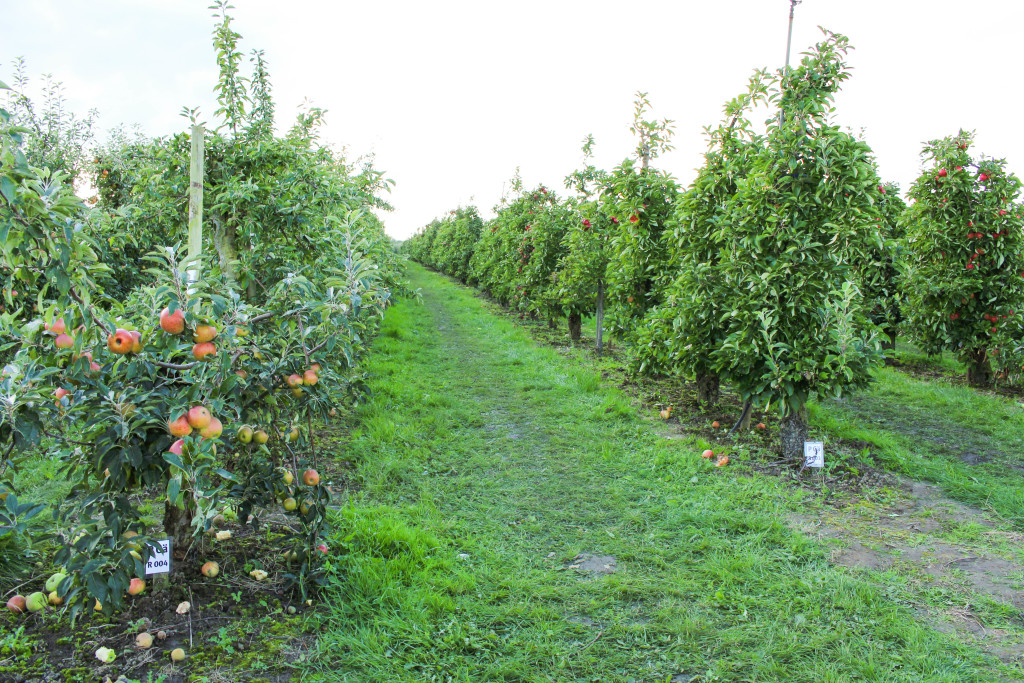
[4,1,1024,239]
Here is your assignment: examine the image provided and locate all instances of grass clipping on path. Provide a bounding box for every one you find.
[306,264,1011,682]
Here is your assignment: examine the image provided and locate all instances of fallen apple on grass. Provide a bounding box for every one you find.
[25,592,47,613]
[201,561,220,578]
[6,595,26,614]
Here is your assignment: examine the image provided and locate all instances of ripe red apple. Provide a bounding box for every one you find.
[199,417,223,439]
[54,387,72,404]
[701,449,714,459]
[937,168,947,178]
[169,439,185,456]
[160,307,185,334]
[201,561,219,578]
[711,421,721,428]
[47,318,67,335]
[192,342,216,361]
[129,330,143,354]
[193,324,217,343]
[303,369,319,386]
[54,333,74,349]
[187,406,212,429]
[317,543,329,554]
[286,373,303,388]
[6,595,26,614]
[169,416,193,437]
[107,328,135,355]
[128,578,146,595]
[302,469,320,486]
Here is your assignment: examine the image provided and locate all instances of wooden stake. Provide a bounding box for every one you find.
[595,279,605,354]
[187,125,205,289]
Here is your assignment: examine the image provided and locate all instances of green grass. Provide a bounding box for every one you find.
[302,264,1014,682]
[813,366,1024,527]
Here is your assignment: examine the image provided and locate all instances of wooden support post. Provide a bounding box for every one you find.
[595,279,605,354]
[187,125,205,289]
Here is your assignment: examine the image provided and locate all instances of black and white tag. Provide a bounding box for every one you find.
[803,441,825,469]
[144,539,172,575]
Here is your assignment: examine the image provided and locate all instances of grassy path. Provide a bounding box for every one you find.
[301,264,1013,682]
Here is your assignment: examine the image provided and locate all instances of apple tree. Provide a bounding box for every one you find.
[902,131,1024,386]
[426,207,483,284]
[467,181,554,306]
[863,181,908,349]
[632,73,768,406]
[601,93,680,341]
[706,30,885,459]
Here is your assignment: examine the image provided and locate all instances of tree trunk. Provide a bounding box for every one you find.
[548,317,558,330]
[568,312,582,342]
[595,279,605,354]
[780,405,809,462]
[696,372,720,406]
[882,326,897,351]
[163,500,195,560]
[211,217,240,289]
[966,348,993,387]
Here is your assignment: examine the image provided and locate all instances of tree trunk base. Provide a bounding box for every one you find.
[696,373,720,406]
[780,407,809,463]
[882,326,897,351]
[568,313,582,342]
[966,348,993,387]
[163,501,195,562]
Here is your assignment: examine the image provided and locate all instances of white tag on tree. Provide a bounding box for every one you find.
[803,441,825,468]
[144,539,172,575]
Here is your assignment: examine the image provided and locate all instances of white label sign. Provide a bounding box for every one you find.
[144,539,172,575]
[804,441,825,468]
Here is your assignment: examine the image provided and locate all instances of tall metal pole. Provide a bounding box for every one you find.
[779,0,801,127]
[784,0,800,73]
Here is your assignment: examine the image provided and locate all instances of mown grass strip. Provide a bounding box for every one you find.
[304,264,1013,682]
[814,366,1024,527]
